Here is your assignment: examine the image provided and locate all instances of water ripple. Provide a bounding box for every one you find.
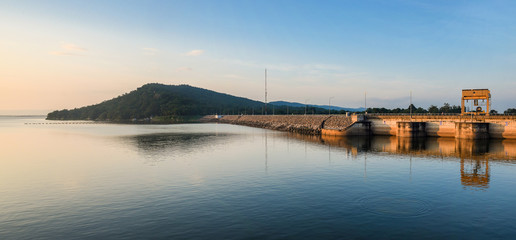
[356,195,432,218]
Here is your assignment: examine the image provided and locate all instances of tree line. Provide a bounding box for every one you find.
[366,103,516,114]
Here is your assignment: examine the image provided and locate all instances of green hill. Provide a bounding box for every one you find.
[46,83,267,122]
[46,83,339,122]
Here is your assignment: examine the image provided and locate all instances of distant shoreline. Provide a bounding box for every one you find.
[44,115,209,124]
[0,115,46,117]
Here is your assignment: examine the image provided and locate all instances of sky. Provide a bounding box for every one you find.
[1,0,515,114]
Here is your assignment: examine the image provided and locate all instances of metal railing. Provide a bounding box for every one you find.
[365,113,516,116]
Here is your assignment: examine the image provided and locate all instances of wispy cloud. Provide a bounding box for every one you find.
[185,49,204,56]
[176,67,192,72]
[49,51,80,56]
[61,43,87,52]
[50,43,87,56]
[142,47,158,55]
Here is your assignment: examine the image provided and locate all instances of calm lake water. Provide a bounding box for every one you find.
[1,116,516,239]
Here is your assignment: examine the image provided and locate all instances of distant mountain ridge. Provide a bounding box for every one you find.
[270,101,365,112]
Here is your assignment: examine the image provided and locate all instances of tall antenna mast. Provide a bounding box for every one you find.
[265,68,267,115]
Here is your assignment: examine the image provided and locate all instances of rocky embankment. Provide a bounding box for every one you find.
[323,115,354,130]
[216,115,354,135]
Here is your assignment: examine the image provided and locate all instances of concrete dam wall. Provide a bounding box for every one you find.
[215,114,516,139]
[368,115,516,139]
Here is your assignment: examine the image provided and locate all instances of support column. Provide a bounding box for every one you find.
[455,122,490,139]
[397,122,426,138]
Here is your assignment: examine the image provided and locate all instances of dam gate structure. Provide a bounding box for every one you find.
[461,89,491,116]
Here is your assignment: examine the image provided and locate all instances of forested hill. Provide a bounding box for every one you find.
[46,83,265,121]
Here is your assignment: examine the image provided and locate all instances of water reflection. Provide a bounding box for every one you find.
[285,133,516,189]
[130,133,226,151]
[124,133,235,164]
[312,135,516,161]
[5,118,516,239]
[126,130,515,189]
[461,159,489,189]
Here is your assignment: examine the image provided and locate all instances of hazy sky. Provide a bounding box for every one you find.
[1,0,515,114]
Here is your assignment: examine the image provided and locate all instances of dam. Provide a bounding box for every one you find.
[215,114,516,140]
[214,88,516,139]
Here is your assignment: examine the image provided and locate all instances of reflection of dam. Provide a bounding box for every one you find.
[461,159,489,189]
[316,135,516,161]
[285,134,516,189]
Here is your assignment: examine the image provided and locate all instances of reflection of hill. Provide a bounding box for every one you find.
[124,133,237,162]
[133,133,222,150]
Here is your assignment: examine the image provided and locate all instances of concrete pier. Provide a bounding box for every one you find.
[397,122,426,138]
[455,122,490,139]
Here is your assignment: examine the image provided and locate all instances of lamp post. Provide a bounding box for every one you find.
[410,91,412,119]
[305,99,310,115]
[329,97,334,115]
[364,92,367,114]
